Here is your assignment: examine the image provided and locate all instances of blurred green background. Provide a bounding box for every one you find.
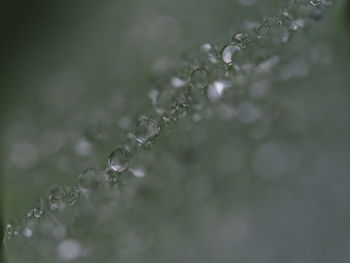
[2,0,350,262]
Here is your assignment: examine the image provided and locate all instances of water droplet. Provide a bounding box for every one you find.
[232,32,247,44]
[310,0,321,7]
[201,43,218,63]
[108,146,132,172]
[170,77,186,88]
[79,168,106,190]
[134,118,160,144]
[64,187,80,206]
[208,81,230,101]
[33,207,44,218]
[221,44,240,64]
[23,228,33,238]
[48,186,66,211]
[74,138,93,156]
[58,239,82,261]
[290,19,305,32]
[130,168,146,178]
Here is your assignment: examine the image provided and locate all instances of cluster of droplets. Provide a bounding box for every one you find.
[3,0,334,243]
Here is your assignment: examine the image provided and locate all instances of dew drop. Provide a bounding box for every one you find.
[232,32,246,44]
[23,228,33,238]
[48,186,66,211]
[130,168,146,178]
[221,44,240,64]
[108,146,132,172]
[58,239,82,261]
[310,0,321,7]
[170,77,186,88]
[201,43,218,63]
[208,81,230,101]
[134,118,160,144]
[290,19,305,32]
[33,207,44,218]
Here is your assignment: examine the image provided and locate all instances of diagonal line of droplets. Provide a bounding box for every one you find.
[3,0,332,242]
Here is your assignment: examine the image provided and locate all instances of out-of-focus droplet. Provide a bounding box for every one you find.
[170,77,187,88]
[221,44,240,64]
[58,239,82,261]
[23,228,33,238]
[108,146,132,172]
[208,81,230,101]
[290,19,305,31]
[237,102,261,124]
[134,118,160,144]
[130,168,146,178]
[201,43,218,63]
[249,80,270,99]
[79,168,105,190]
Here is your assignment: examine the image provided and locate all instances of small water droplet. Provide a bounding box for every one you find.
[48,187,67,211]
[170,77,186,88]
[201,43,218,63]
[134,118,160,144]
[130,168,146,178]
[208,81,230,101]
[221,44,240,64]
[310,0,321,7]
[108,146,132,172]
[290,19,305,32]
[33,207,44,218]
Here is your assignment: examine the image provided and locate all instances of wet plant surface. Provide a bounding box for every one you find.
[2,0,350,262]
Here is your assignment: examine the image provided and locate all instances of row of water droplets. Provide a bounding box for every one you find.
[3,0,333,244]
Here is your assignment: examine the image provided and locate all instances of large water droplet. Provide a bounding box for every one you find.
[108,146,132,172]
[221,44,240,64]
[134,118,160,144]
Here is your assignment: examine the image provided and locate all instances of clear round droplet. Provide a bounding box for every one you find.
[78,168,105,190]
[221,44,240,64]
[108,146,132,172]
[134,118,160,144]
